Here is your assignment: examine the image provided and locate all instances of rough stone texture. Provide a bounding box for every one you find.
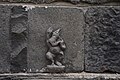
[0,5,11,73]
[30,0,56,3]
[81,0,110,4]
[28,6,84,73]
[0,73,120,80]
[66,0,120,4]
[82,0,120,4]
[2,0,56,3]
[3,0,31,2]
[1,0,120,4]
[10,6,28,73]
[65,0,81,4]
[85,7,120,73]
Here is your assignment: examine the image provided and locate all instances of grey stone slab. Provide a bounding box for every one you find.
[28,6,84,72]
[85,7,120,73]
[3,0,56,3]
[81,0,109,4]
[2,0,120,4]
[65,0,81,4]
[10,6,28,73]
[0,73,120,80]
[0,5,11,73]
[67,0,119,4]
[31,0,56,3]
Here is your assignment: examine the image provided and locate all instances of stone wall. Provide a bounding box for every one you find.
[0,0,120,80]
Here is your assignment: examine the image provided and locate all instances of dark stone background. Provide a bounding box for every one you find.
[85,7,120,73]
[0,5,11,73]
[10,6,28,73]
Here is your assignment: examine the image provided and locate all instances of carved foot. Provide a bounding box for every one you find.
[51,63,56,66]
[40,67,47,72]
[55,61,62,66]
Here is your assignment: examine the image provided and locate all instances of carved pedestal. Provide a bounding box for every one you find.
[40,65,65,73]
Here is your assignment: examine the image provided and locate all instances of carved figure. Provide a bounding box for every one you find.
[46,27,66,66]
[40,27,66,72]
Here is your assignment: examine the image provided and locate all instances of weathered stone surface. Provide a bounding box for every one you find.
[31,0,56,3]
[3,0,56,3]
[2,0,120,4]
[28,6,84,72]
[81,0,109,4]
[1,0,31,2]
[65,0,81,4]
[68,0,120,4]
[0,5,11,73]
[85,7,120,73]
[0,73,120,80]
[10,6,28,73]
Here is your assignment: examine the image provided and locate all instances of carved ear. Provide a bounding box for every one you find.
[47,27,53,33]
[55,28,61,33]
[47,27,53,39]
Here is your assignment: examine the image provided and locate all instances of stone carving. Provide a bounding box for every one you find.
[10,6,28,73]
[40,27,66,72]
[28,7,84,73]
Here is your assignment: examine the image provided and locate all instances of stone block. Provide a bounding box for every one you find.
[85,7,120,73]
[10,6,28,73]
[0,73,120,80]
[28,6,84,72]
[0,5,11,73]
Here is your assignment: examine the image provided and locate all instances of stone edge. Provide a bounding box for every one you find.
[0,73,120,79]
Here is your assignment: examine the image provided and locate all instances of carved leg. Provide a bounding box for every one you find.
[55,61,62,66]
[55,51,64,66]
[46,51,55,65]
